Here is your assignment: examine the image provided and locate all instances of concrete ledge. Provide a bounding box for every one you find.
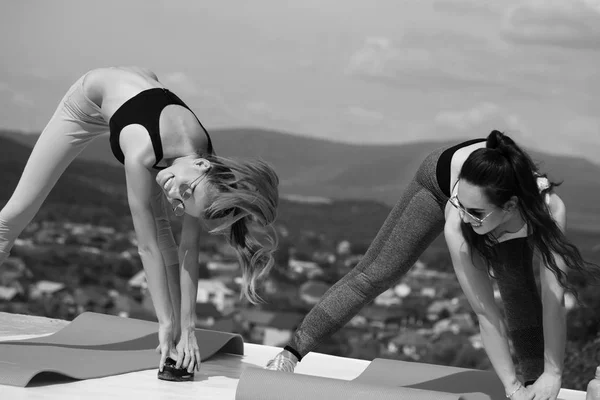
[0,312,68,337]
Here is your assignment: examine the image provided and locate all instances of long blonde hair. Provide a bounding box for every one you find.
[202,154,279,304]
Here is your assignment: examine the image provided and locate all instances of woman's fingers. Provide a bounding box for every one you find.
[195,348,201,372]
[159,346,169,372]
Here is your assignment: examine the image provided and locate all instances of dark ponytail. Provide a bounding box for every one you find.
[459,130,600,304]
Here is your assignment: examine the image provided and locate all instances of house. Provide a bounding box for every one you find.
[420,287,436,298]
[359,305,409,330]
[433,313,476,336]
[348,315,368,327]
[393,283,412,298]
[336,241,352,256]
[128,270,147,290]
[374,288,401,307]
[343,255,363,269]
[73,286,112,314]
[265,312,304,347]
[469,333,483,349]
[0,286,21,302]
[207,261,239,273]
[387,330,431,360]
[426,298,466,321]
[29,280,67,300]
[196,279,235,314]
[0,257,33,287]
[299,280,330,306]
[239,309,304,347]
[313,251,336,265]
[288,258,322,276]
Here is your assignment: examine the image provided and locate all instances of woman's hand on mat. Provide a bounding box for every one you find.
[175,328,201,373]
[265,350,298,372]
[156,322,177,373]
[526,372,561,400]
[508,384,534,400]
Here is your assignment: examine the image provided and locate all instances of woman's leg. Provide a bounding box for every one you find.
[0,75,107,265]
[287,174,447,358]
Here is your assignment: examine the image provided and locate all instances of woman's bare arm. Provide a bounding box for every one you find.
[538,193,568,377]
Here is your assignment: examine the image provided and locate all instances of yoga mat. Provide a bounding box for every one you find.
[235,367,466,400]
[354,358,506,400]
[235,358,508,400]
[0,312,244,387]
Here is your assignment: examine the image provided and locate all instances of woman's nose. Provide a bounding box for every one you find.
[460,213,471,224]
[167,185,180,199]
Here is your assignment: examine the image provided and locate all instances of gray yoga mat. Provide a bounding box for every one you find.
[236,367,467,400]
[235,357,510,400]
[355,358,506,400]
[0,311,244,387]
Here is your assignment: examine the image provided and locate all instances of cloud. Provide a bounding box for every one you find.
[161,72,199,97]
[433,102,533,141]
[246,101,276,118]
[562,116,600,140]
[344,35,513,93]
[432,0,501,15]
[0,83,34,107]
[11,93,34,107]
[27,68,54,80]
[243,100,295,126]
[345,36,432,80]
[501,0,600,50]
[345,106,384,124]
[434,102,501,131]
[551,116,600,157]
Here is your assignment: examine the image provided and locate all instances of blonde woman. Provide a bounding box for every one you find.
[0,66,279,380]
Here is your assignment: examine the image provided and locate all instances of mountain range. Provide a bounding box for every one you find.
[2,128,600,232]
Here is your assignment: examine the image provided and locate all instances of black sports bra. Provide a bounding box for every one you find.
[109,88,214,170]
[436,138,487,197]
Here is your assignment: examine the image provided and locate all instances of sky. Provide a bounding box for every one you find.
[1,0,599,161]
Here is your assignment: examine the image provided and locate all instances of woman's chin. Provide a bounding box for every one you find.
[470,225,488,235]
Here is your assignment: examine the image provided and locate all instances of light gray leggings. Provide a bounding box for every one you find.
[0,72,178,267]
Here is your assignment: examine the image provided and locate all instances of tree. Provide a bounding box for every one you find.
[563,337,600,390]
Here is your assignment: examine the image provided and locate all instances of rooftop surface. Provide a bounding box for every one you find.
[0,312,587,400]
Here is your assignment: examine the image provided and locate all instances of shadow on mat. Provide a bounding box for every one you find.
[403,371,505,400]
[27,372,79,387]
[194,354,262,382]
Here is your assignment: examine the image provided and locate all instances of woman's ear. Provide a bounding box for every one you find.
[194,158,211,172]
[503,196,519,212]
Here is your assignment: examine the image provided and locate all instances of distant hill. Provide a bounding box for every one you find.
[0,134,394,247]
[3,128,600,232]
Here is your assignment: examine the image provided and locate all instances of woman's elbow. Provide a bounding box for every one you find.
[137,243,160,258]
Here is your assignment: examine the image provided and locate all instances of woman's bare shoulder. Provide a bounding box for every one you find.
[444,204,463,241]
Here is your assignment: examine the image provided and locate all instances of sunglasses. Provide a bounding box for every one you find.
[170,175,204,217]
[448,195,495,227]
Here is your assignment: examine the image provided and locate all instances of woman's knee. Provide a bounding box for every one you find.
[0,202,37,231]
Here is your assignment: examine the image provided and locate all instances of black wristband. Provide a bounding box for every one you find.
[284,345,302,362]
